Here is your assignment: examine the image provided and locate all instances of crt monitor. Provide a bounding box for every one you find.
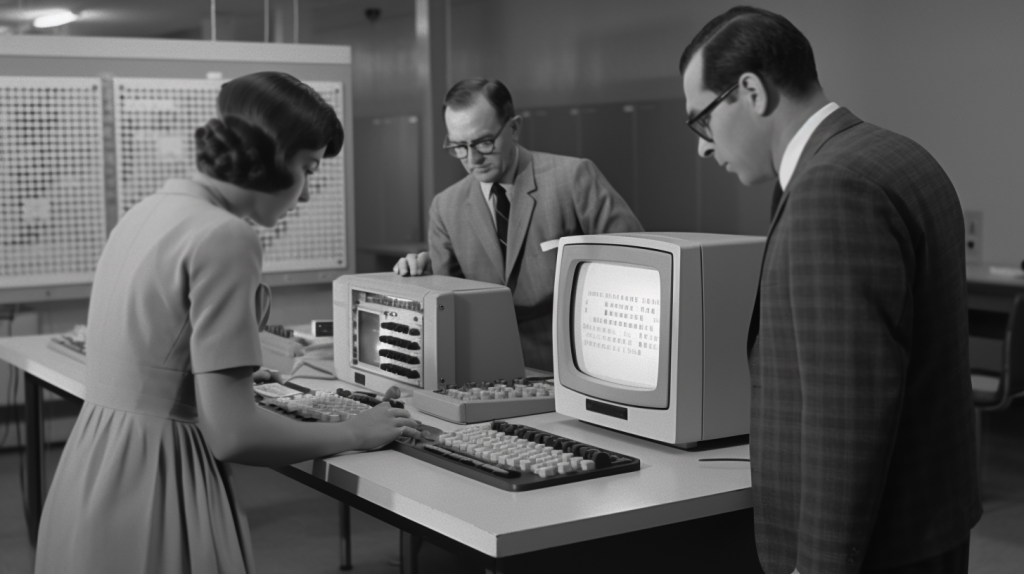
[553,232,764,448]
[333,273,525,396]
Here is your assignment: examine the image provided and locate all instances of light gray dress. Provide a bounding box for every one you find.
[35,179,270,573]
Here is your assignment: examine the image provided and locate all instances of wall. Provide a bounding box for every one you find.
[317,0,1024,264]
[6,0,1022,373]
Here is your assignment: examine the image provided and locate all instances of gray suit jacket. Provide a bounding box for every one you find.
[429,146,643,371]
[748,108,982,573]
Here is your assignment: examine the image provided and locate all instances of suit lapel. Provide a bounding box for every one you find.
[763,107,862,241]
[464,179,506,280]
[504,146,537,284]
[749,107,863,354]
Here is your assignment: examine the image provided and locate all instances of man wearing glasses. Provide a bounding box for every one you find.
[394,78,641,371]
[680,7,979,574]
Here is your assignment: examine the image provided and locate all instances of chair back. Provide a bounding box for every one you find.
[997,294,1024,409]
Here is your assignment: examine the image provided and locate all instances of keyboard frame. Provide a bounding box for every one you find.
[391,421,642,492]
[47,337,86,364]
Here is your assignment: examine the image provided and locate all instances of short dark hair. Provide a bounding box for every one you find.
[443,78,515,124]
[679,6,818,98]
[195,71,344,192]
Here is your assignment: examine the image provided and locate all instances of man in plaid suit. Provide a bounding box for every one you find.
[680,7,981,574]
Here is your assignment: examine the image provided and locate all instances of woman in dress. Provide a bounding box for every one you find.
[34,72,418,573]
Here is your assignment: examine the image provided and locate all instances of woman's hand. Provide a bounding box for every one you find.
[347,402,421,450]
[252,368,284,384]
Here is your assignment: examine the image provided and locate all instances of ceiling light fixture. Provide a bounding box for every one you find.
[33,10,79,29]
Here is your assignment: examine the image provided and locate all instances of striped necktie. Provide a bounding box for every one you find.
[493,183,510,259]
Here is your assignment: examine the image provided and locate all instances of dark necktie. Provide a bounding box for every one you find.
[770,181,783,219]
[750,181,784,355]
[493,183,510,259]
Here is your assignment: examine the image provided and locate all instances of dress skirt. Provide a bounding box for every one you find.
[34,401,255,573]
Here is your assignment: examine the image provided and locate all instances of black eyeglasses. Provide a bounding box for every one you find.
[687,83,739,143]
[443,119,512,159]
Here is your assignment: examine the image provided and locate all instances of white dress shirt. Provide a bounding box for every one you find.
[778,102,839,191]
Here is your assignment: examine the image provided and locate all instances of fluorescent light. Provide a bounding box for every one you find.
[33,10,79,29]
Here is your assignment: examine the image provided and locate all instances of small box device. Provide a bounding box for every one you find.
[333,273,526,396]
[311,320,334,337]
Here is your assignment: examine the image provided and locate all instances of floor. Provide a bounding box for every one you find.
[1,403,1023,574]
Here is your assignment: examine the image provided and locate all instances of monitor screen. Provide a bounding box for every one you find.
[554,232,764,445]
[356,309,382,368]
[572,262,661,390]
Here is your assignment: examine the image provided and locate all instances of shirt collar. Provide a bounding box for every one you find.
[779,102,839,191]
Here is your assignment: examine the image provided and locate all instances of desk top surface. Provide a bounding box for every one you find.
[0,335,752,559]
[0,335,86,397]
[302,376,751,558]
[967,263,1024,289]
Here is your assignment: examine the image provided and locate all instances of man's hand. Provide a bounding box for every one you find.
[393,251,431,276]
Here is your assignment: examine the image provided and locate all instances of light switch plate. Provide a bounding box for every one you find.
[964,210,983,263]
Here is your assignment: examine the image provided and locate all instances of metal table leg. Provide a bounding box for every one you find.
[24,372,45,547]
[338,501,352,570]
[400,530,423,574]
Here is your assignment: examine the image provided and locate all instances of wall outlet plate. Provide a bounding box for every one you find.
[964,209,983,263]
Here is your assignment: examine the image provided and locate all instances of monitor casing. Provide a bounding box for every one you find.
[553,232,764,448]
[334,273,525,396]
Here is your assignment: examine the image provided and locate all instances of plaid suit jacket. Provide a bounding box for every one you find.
[428,146,642,371]
[748,108,982,574]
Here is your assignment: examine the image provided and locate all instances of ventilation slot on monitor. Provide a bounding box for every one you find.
[586,399,628,420]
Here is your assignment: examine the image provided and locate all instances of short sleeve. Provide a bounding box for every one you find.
[188,219,264,374]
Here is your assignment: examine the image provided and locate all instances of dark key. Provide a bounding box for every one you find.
[585,450,612,469]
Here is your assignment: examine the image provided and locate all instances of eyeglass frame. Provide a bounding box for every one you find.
[442,117,515,159]
[686,83,739,143]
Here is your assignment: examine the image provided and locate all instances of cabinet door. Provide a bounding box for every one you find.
[635,99,698,232]
[353,115,421,271]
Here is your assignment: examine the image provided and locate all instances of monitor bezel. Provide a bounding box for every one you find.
[556,244,673,409]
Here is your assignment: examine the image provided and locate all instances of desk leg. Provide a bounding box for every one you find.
[399,530,423,574]
[338,502,352,570]
[24,372,45,547]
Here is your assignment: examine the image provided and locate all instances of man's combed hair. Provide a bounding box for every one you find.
[679,6,818,98]
[195,71,344,192]
[443,78,515,123]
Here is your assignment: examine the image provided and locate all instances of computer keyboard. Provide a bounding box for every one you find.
[391,420,641,491]
[254,381,404,421]
[48,325,87,364]
[411,378,556,424]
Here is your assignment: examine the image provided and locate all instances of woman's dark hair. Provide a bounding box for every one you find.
[195,71,344,192]
[679,6,818,98]
[443,78,515,123]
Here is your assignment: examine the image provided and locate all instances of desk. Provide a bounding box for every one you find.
[967,264,1024,373]
[0,335,759,573]
[967,263,1024,312]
